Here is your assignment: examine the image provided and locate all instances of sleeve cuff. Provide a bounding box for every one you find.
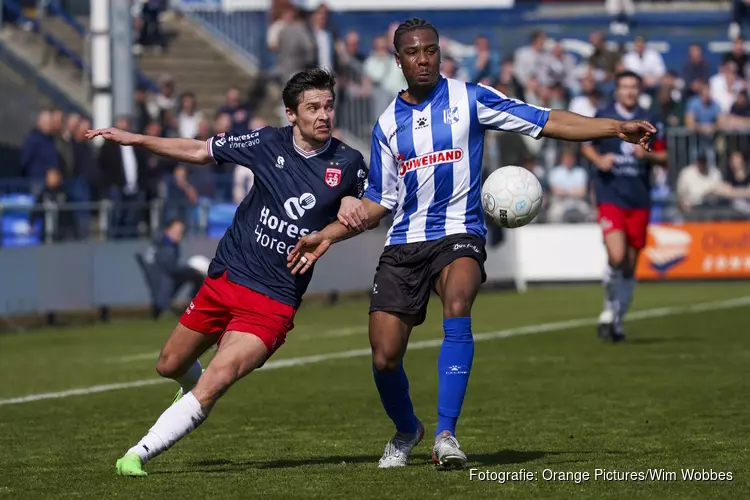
[206,138,218,164]
[364,190,394,211]
[530,109,551,139]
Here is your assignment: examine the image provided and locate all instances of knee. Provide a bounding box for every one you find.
[608,251,626,269]
[372,348,401,372]
[155,353,185,379]
[444,296,473,319]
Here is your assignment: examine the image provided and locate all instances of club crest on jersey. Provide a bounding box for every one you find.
[397,148,464,177]
[443,106,460,125]
[325,167,342,187]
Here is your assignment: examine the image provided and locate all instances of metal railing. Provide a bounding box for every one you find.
[3,126,749,246]
[175,1,268,69]
[0,196,230,245]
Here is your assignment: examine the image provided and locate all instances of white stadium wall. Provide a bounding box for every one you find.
[514,224,608,282]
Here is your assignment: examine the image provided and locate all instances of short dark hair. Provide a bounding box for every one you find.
[282,68,337,111]
[393,17,439,52]
[615,70,643,86]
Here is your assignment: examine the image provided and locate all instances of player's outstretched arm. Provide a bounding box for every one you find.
[287,198,389,275]
[85,128,212,164]
[540,110,657,151]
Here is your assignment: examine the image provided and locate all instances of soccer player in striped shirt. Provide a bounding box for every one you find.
[288,18,656,469]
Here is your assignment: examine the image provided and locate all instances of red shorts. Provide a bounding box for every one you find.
[597,203,650,250]
[179,271,296,355]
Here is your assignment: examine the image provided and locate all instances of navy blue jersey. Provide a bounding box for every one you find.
[206,126,367,307]
[590,104,656,209]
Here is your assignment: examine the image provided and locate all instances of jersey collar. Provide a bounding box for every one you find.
[292,134,331,159]
[396,77,446,112]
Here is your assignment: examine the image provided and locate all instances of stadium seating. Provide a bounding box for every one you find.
[0,193,41,247]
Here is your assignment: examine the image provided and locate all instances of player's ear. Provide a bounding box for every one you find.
[285,106,296,126]
[395,53,402,69]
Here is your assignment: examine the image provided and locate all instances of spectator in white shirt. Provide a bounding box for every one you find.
[176,92,203,139]
[147,73,176,122]
[363,35,407,98]
[514,30,548,86]
[676,154,723,216]
[622,36,665,92]
[568,75,603,118]
[310,5,335,71]
[710,60,746,114]
[540,41,577,90]
[546,149,591,223]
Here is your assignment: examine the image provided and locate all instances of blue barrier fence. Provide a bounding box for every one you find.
[0,173,240,246]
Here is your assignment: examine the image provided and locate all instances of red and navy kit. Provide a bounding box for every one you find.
[180,126,367,352]
[590,104,664,249]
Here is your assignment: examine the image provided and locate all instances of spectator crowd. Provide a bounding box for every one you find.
[6,1,750,244]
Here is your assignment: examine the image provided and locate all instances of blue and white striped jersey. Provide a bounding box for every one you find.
[364,77,550,246]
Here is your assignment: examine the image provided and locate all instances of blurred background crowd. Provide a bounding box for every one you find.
[1,0,750,245]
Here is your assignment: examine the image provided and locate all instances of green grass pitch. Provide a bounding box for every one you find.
[0,282,748,499]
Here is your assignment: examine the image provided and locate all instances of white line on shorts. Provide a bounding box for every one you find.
[2,295,749,406]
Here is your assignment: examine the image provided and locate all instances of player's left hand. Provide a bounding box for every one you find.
[337,196,368,232]
[617,120,657,152]
[287,233,331,275]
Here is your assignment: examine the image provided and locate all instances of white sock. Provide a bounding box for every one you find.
[127,392,207,464]
[618,276,636,318]
[174,360,203,393]
[601,266,621,321]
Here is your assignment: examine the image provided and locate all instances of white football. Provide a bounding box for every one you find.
[187,255,211,275]
[481,166,543,228]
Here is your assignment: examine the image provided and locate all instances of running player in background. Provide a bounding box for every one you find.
[86,68,369,477]
[581,70,667,343]
[288,19,657,469]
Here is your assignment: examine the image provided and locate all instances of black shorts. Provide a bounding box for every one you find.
[369,234,487,326]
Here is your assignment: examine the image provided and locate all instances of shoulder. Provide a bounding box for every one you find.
[215,125,276,148]
[331,138,367,169]
[373,99,400,141]
[253,126,282,143]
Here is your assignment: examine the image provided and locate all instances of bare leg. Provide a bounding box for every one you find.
[155,322,217,393]
[120,331,269,472]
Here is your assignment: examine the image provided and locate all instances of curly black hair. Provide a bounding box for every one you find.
[393,18,439,52]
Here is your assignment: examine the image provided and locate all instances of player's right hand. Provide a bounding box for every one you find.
[287,233,332,275]
[85,127,139,145]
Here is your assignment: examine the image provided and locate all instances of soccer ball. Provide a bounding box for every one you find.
[481,166,543,228]
[187,255,211,276]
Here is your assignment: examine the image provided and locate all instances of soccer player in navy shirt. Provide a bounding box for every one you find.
[582,71,667,343]
[289,19,657,469]
[86,68,369,477]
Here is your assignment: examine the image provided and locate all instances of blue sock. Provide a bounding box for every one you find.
[373,363,418,434]
[437,317,474,437]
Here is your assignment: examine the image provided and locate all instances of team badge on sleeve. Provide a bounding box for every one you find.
[325,167,342,187]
